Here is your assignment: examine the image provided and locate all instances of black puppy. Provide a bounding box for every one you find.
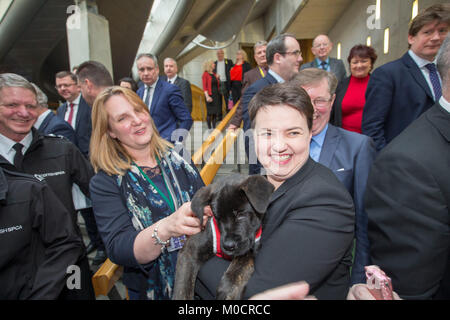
[172,174,274,300]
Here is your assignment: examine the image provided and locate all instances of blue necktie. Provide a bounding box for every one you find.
[425,63,442,101]
[320,61,328,71]
[310,138,320,162]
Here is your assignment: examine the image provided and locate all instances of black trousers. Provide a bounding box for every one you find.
[79,207,105,250]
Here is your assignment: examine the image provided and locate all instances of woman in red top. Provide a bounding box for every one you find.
[229,50,252,106]
[331,45,378,133]
[202,60,221,129]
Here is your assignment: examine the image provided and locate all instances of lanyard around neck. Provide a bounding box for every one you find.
[133,158,175,212]
[258,67,266,78]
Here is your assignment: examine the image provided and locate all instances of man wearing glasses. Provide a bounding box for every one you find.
[55,71,92,158]
[241,33,303,175]
[292,68,376,285]
[300,34,347,83]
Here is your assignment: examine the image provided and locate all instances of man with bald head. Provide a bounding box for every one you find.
[300,34,347,82]
[163,57,192,114]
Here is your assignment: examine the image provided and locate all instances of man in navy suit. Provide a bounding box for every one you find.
[241,33,303,174]
[55,71,92,158]
[362,4,449,151]
[293,68,376,285]
[365,34,450,299]
[162,57,193,114]
[76,61,115,265]
[31,83,76,145]
[136,53,192,145]
[300,34,347,82]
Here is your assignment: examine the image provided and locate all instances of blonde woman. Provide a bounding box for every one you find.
[201,60,221,129]
[229,49,252,105]
[89,86,205,300]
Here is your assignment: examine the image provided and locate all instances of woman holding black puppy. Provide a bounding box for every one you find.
[89,86,206,300]
[195,83,355,299]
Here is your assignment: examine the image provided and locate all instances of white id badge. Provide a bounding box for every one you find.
[167,235,187,252]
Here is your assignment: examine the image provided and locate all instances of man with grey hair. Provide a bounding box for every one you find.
[228,40,268,131]
[31,83,76,145]
[291,68,376,285]
[0,73,95,299]
[163,57,193,114]
[364,34,450,299]
[136,53,192,145]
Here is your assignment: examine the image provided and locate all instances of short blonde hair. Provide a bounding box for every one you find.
[90,86,172,175]
[237,49,248,62]
[202,60,214,73]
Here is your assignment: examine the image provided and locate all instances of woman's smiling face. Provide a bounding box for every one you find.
[254,104,312,189]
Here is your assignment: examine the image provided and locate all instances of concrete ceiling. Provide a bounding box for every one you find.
[0,0,151,102]
[286,0,353,39]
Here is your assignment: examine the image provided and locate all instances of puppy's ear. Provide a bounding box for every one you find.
[240,176,275,214]
[191,185,212,225]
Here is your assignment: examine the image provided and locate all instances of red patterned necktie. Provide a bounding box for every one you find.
[67,103,75,127]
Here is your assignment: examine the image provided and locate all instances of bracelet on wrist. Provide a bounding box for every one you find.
[152,225,170,250]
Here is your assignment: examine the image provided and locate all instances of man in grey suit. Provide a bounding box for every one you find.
[292,68,376,285]
[163,57,193,114]
[300,35,347,82]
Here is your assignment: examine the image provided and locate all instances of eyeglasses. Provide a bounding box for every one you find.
[312,97,332,108]
[281,50,302,57]
[55,83,77,90]
[313,43,330,49]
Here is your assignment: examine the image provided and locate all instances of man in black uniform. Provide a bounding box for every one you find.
[0,73,95,299]
[0,166,82,299]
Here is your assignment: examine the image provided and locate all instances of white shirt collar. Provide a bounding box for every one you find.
[268,69,285,83]
[0,132,33,164]
[146,77,159,89]
[34,109,52,130]
[167,75,178,83]
[439,96,450,113]
[69,93,81,105]
[408,50,437,68]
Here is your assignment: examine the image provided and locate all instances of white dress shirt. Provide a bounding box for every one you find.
[0,132,33,165]
[408,50,442,101]
[439,96,450,114]
[216,60,226,82]
[64,94,81,129]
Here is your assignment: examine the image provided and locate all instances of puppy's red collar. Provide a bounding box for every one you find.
[210,216,262,261]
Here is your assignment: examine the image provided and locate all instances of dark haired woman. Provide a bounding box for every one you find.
[331,45,378,133]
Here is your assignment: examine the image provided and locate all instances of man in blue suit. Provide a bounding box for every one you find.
[362,4,449,151]
[300,34,347,83]
[136,53,192,145]
[293,68,376,285]
[55,71,92,158]
[31,83,76,145]
[241,33,304,174]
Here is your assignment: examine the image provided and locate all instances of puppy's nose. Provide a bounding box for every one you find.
[222,240,236,252]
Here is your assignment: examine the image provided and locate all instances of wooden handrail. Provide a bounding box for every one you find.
[190,84,207,121]
[199,129,240,185]
[92,96,240,298]
[192,101,239,165]
[92,259,123,297]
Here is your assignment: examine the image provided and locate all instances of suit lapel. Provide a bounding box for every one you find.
[428,103,450,143]
[150,80,162,116]
[75,98,87,131]
[402,53,433,100]
[39,112,53,133]
[318,124,340,168]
